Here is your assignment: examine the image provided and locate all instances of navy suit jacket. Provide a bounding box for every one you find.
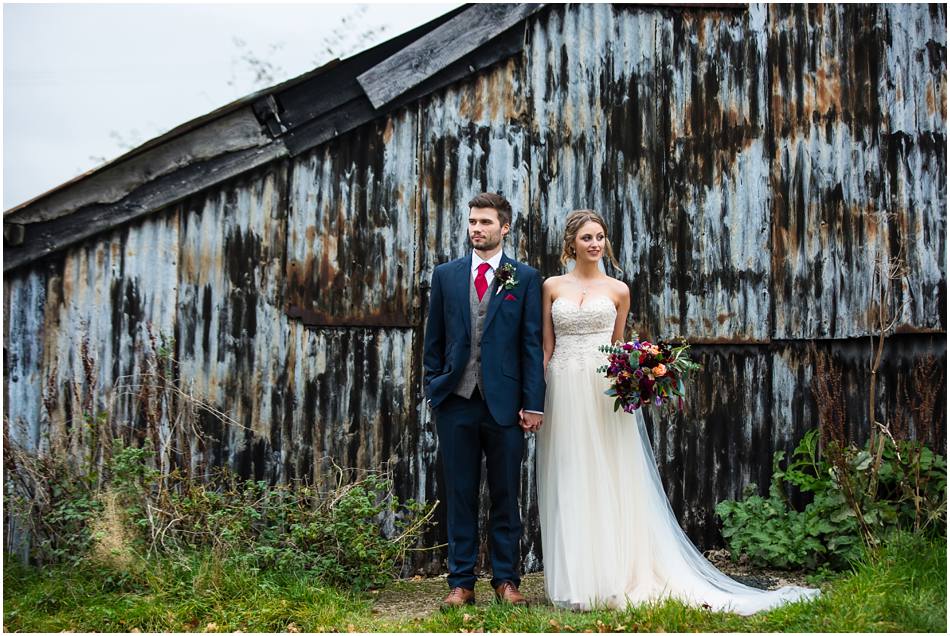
[423,253,545,427]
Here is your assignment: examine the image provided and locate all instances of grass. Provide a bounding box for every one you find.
[4,531,946,633]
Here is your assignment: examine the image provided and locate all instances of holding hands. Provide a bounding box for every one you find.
[519,409,543,433]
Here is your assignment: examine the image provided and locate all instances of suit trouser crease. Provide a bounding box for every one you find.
[436,392,524,590]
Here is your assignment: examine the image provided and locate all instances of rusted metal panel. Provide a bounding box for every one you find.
[286,325,420,487]
[417,55,532,271]
[880,4,947,333]
[176,165,289,477]
[526,4,774,342]
[4,269,48,451]
[284,115,423,328]
[769,4,947,339]
[5,210,181,466]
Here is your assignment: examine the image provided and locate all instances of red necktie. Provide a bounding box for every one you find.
[474,262,491,301]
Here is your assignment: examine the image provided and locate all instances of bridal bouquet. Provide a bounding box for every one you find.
[597,335,701,413]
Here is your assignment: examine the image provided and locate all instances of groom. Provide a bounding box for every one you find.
[423,192,545,607]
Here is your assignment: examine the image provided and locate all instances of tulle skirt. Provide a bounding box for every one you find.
[536,346,820,615]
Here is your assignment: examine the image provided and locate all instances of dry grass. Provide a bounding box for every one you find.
[88,489,138,569]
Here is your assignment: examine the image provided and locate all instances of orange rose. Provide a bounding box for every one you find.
[652,363,667,377]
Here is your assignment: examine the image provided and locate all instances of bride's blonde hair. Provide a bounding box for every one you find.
[560,209,622,270]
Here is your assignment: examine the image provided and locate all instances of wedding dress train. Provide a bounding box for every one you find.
[536,295,819,614]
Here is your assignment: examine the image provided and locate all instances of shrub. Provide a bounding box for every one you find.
[716,429,947,570]
[124,444,435,590]
[6,437,434,591]
[5,333,435,591]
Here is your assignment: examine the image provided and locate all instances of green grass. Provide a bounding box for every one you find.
[4,532,946,632]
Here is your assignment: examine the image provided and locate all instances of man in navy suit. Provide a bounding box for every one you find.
[423,192,545,608]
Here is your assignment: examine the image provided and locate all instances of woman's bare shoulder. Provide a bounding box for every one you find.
[609,277,630,300]
[543,274,568,292]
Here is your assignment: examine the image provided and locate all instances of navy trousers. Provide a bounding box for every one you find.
[435,389,525,590]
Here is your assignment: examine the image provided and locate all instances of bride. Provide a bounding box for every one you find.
[532,209,820,614]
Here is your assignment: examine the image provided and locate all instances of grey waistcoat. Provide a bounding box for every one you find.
[454,273,493,399]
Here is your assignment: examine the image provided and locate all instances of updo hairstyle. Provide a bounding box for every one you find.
[560,209,621,270]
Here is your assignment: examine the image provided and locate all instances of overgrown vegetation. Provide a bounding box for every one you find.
[716,250,947,571]
[4,331,434,592]
[716,429,947,570]
[5,531,945,632]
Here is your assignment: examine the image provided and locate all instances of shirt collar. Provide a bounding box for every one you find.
[471,250,503,272]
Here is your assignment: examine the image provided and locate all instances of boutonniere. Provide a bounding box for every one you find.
[494,263,518,295]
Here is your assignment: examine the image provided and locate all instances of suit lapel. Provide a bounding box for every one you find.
[456,257,472,339]
[482,253,509,333]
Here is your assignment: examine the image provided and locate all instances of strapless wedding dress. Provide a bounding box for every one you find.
[536,295,819,614]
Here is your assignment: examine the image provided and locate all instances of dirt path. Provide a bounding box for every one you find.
[372,555,815,622]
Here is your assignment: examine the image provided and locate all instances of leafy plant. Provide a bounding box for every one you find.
[716,429,946,570]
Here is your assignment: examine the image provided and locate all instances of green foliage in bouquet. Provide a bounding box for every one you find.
[716,429,947,570]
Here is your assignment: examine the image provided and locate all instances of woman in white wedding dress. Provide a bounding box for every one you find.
[534,210,820,614]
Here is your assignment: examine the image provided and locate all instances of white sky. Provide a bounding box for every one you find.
[2,1,459,210]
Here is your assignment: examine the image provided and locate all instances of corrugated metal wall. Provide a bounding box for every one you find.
[4,3,946,572]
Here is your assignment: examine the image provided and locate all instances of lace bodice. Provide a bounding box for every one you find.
[548,295,617,372]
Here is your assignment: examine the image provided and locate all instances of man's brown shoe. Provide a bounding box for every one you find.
[441,587,476,609]
[494,581,528,606]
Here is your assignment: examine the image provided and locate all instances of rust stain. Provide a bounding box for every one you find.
[686,336,772,345]
[926,79,936,114]
[61,258,75,302]
[457,75,484,122]
[894,324,946,335]
[864,204,880,243]
[814,66,842,116]
[941,77,947,120]
[504,58,526,119]
[726,106,740,129]
[199,244,213,278]
[382,117,395,144]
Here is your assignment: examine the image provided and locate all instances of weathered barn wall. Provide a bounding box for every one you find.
[4,3,946,573]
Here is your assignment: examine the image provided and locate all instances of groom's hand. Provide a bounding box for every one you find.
[518,409,529,432]
[520,409,543,433]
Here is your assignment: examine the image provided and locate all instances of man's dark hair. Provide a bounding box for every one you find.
[468,192,512,227]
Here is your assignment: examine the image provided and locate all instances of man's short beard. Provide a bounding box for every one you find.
[469,235,501,251]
